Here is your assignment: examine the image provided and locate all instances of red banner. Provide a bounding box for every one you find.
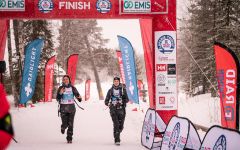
[0,20,9,61]
[44,56,55,102]
[139,19,154,108]
[138,80,143,101]
[214,42,239,129]
[116,50,125,84]
[67,54,79,85]
[85,79,91,101]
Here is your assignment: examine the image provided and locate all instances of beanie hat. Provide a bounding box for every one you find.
[113,76,120,82]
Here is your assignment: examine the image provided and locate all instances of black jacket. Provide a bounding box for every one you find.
[104,83,129,108]
[56,84,81,113]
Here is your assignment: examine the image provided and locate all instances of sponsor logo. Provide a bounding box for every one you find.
[168,122,180,149]
[159,96,165,104]
[159,91,174,95]
[96,0,111,13]
[156,64,166,71]
[59,1,90,10]
[157,35,175,54]
[167,64,176,75]
[167,79,176,86]
[143,113,155,143]
[123,0,151,13]
[158,56,175,63]
[169,97,175,103]
[0,0,25,11]
[213,135,226,150]
[157,74,166,86]
[38,0,53,13]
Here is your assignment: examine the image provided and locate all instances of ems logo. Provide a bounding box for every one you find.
[157,35,175,54]
[169,122,180,149]
[38,0,53,13]
[213,135,226,150]
[96,0,112,14]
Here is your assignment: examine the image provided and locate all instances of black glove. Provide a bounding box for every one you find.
[77,97,82,102]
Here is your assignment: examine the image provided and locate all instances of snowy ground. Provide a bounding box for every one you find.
[6,82,223,149]
[8,100,147,150]
[7,82,149,150]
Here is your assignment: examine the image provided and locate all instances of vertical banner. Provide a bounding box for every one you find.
[214,42,239,129]
[139,19,154,108]
[116,50,126,84]
[20,39,44,104]
[155,31,177,110]
[117,35,139,104]
[138,80,143,101]
[0,20,9,60]
[44,56,55,102]
[67,54,79,85]
[85,79,91,101]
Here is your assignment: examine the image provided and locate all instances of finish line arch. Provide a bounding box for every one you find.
[0,0,177,124]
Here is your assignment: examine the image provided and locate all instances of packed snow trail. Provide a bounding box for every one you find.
[8,100,147,150]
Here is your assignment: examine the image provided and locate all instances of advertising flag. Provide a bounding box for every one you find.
[139,19,154,107]
[214,42,239,129]
[116,50,126,84]
[85,79,91,101]
[44,56,55,102]
[0,20,9,60]
[117,35,139,104]
[20,39,44,104]
[67,54,79,85]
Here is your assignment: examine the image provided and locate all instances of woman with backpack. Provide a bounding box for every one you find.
[104,76,129,145]
[56,75,82,143]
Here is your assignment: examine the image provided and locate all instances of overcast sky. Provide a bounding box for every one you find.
[97,19,144,54]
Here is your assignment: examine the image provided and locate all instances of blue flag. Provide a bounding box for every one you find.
[20,39,44,104]
[117,35,139,104]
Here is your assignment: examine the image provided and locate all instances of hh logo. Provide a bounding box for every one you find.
[156,64,166,71]
[159,97,165,104]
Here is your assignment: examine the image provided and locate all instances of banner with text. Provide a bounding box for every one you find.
[117,35,139,104]
[44,56,55,102]
[214,42,239,129]
[85,79,91,101]
[20,39,44,104]
[155,31,177,110]
[116,50,126,84]
[67,54,79,85]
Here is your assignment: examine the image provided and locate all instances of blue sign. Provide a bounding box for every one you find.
[117,35,139,104]
[157,35,175,54]
[20,39,44,104]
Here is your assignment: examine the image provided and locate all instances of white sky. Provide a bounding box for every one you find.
[97,19,144,54]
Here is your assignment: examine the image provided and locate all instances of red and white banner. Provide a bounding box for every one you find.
[138,80,143,101]
[139,19,154,108]
[67,54,79,85]
[116,50,125,84]
[44,56,55,102]
[85,79,91,101]
[0,20,9,61]
[214,42,239,129]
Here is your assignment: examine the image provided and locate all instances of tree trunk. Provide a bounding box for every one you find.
[85,36,104,100]
[7,23,19,107]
